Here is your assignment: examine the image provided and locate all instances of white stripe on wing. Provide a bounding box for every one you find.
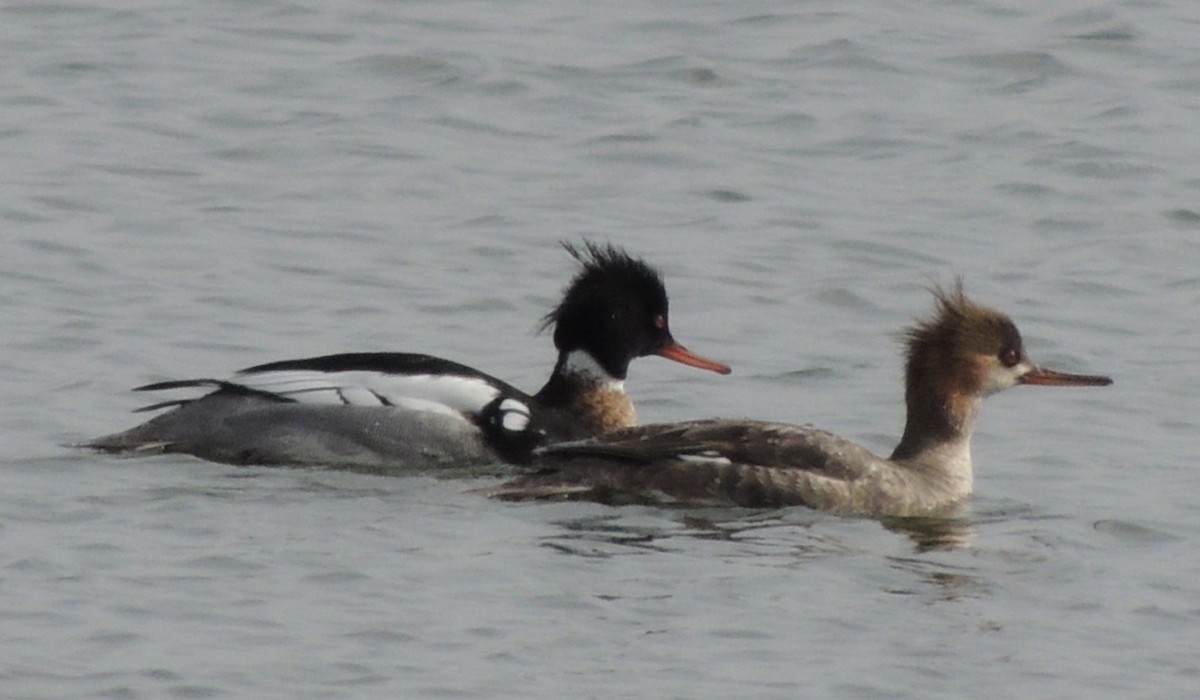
[233,369,502,413]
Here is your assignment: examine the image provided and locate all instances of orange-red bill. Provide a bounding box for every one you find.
[657,341,732,375]
[1019,367,1112,387]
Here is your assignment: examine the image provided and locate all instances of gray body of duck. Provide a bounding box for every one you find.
[84,242,730,469]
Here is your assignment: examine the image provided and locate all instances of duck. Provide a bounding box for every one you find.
[84,242,731,469]
[490,282,1111,516]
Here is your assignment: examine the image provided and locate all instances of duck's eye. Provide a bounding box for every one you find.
[999,347,1020,368]
[653,314,666,330]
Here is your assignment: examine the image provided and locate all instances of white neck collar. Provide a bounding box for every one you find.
[559,350,625,391]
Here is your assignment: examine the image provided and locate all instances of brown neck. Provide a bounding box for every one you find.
[890,388,978,463]
[534,373,636,436]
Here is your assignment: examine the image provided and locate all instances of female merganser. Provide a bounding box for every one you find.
[491,282,1112,516]
[84,242,731,469]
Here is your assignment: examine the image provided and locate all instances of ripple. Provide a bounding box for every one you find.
[1092,519,1183,544]
[345,52,476,85]
[699,188,752,203]
[1165,209,1200,226]
[182,555,266,573]
[1070,27,1137,42]
[757,367,836,383]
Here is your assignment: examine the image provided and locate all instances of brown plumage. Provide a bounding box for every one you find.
[492,282,1112,517]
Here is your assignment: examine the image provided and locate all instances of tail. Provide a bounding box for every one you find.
[80,380,288,455]
[79,432,175,455]
[130,379,291,412]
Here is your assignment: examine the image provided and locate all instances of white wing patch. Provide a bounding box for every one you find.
[232,369,502,414]
[387,398,467,418]
[675,451,733,467]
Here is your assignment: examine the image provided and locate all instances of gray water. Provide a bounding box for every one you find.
[4,1,1198,698]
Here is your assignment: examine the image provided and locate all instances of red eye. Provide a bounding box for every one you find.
[653,314,666,330]
[1000,348,1020,367]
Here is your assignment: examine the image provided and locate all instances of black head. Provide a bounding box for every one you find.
[540,241,729,380]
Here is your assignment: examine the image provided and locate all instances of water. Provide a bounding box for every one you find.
[4,1,1199,697]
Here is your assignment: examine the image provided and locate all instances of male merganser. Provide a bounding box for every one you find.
[491,282,1112,516]
[84,242,731,469]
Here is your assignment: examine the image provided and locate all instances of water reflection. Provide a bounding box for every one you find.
[541,514,674,557]
[536,505,984,559]
[538,507,842,559]
[880,514,977,551]
[537,506,993,604]
[540,503,982,558]
[884,555,991,602]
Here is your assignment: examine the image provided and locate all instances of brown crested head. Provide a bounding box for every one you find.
[902,280,1027,402]
[891,279,1112,462]
[903,279,1113,403]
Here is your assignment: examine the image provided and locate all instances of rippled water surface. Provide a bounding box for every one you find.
[4,1,1199,698]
